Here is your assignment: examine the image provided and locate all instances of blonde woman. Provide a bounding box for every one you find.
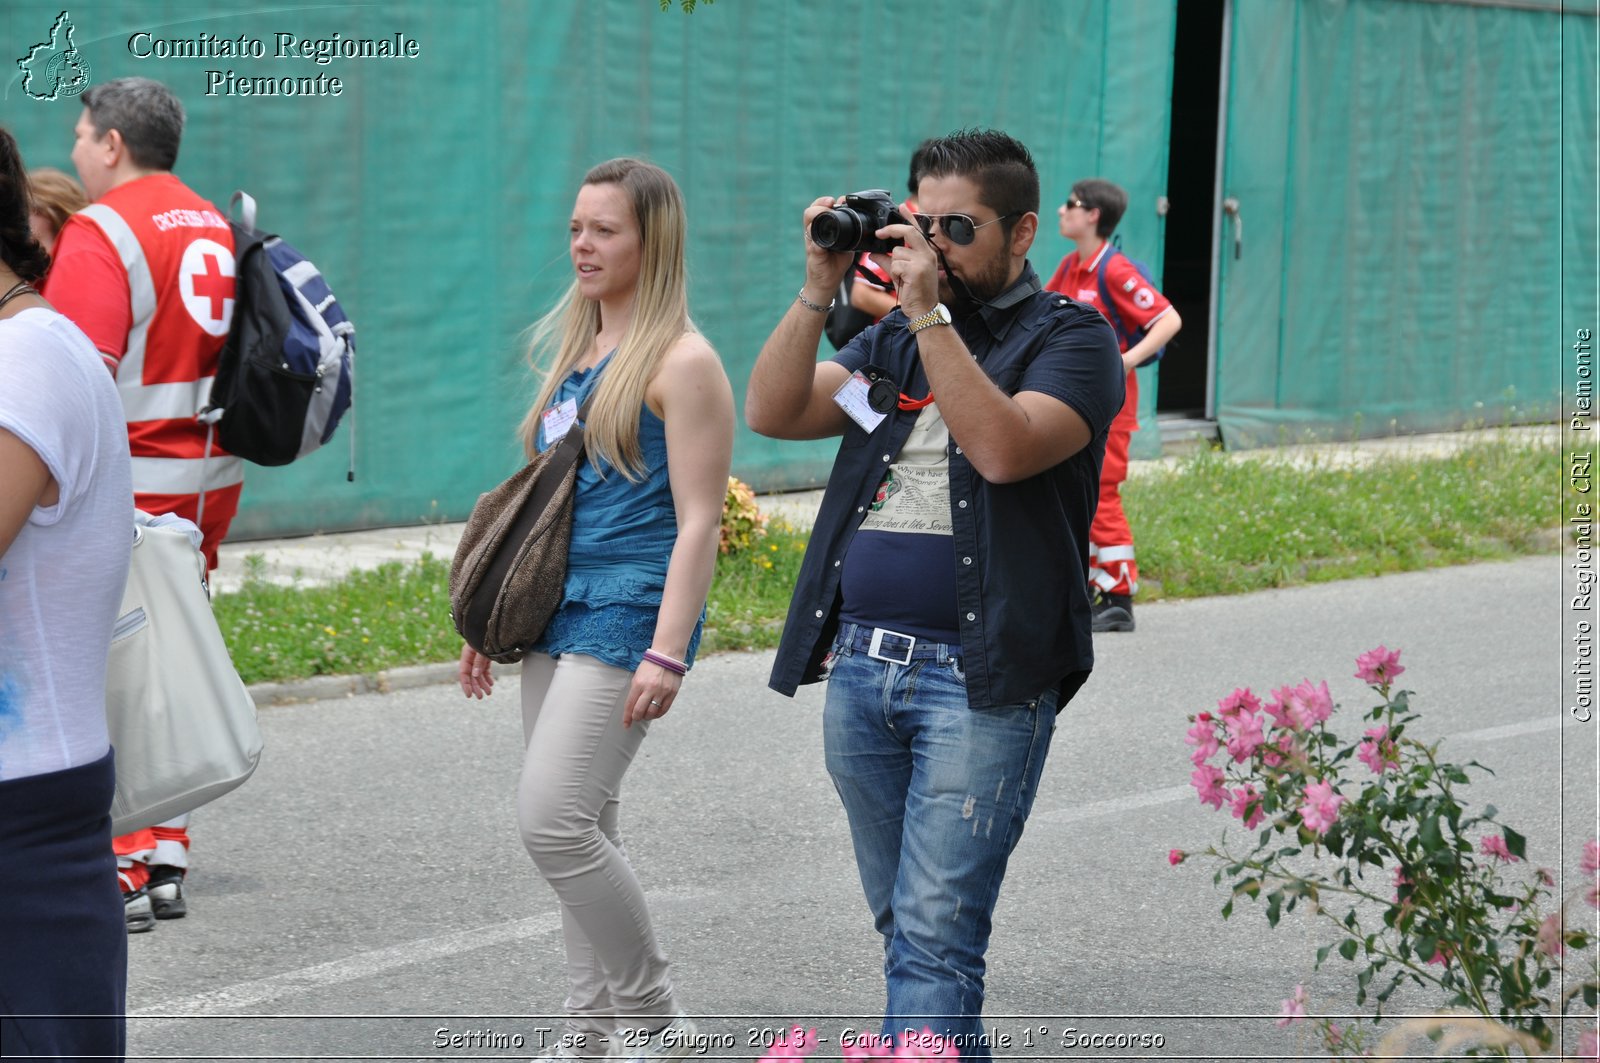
[457,158,733,1062]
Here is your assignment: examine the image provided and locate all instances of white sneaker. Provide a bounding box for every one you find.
[614,1013,697,1063]
[124,889,155,933]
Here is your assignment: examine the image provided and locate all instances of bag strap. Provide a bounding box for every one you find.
[229,190,257,231]
[459,394,595,654]
[1094,247,1137,350]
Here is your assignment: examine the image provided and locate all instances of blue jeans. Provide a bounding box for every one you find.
[822,624,1057,1062]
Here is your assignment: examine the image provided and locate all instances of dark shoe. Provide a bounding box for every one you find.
[125,888,155,933]
[1092,592,1135,633]
[147,866,188,920]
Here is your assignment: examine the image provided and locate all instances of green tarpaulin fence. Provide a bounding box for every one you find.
[4,0,1593,537]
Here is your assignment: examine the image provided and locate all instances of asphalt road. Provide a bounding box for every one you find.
[121,555,1597,1061]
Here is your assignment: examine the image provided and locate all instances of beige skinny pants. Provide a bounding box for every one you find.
[518,652,682,1045]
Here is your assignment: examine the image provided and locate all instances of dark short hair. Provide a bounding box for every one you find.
[82,77,185,171]
[915,128,1039,236]
[0,128,51,283]
[1071,178,1128,239]
[907,138,936,198]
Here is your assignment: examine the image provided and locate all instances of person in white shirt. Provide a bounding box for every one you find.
[0,125,133,1062]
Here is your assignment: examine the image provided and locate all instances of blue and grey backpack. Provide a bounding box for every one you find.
[201,191,355,471]
[1094,240,1167,368]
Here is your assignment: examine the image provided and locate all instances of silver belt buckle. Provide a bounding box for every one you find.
[867,627,916,665]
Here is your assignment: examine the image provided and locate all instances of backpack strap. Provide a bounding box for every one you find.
[1094,247,1138,351]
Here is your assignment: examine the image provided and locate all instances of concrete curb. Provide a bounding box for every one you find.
[248,661,460,706]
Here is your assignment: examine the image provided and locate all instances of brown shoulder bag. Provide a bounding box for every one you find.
[449,397,593,663]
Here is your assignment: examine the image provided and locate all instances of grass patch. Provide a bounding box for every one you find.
[216,437,1563,687]
[1129,440,1560,598]
[214,554,460,686]
[701,520,809,654]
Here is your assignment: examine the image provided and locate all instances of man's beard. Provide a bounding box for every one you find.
[943,246,1013,308]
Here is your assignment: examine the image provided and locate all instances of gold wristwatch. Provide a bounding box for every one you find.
[906,303,952,335]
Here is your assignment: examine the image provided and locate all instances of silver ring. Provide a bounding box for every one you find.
[650,699,661,706]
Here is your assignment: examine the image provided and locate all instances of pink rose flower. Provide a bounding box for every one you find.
[1229,784,1265,830]
[1274,984,1308,1028]
[1263,730,1302,770]
[1354,645,1405,685]
[1287,679,1334,730]
[1479,834,1518,862]
[1191,764,1230,810]
[1582,838,1600,876]
[1216,687,1261,719]
[1535,913,1565,957]
[1224,711,1266,763]
[1263,686,1297,731]
[1587,881,1599,910]
[1426,945,1451,966]
[1356,725,1397,775]
[1300,779,1346,835]
[1168,849,1186,866]
[1578,1027,1597,1061]
[1185,715,1220,765]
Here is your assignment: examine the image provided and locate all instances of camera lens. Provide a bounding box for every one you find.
[810,208,863,252]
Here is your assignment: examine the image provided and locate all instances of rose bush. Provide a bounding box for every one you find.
[1178,647,1599,1058]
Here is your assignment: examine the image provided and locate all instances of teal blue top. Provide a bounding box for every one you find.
[530,355,701,670]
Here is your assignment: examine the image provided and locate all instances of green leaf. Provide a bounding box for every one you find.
[1316,944,1333,967]
[1501,825,1527,860]
[1339,939,1359,961]
[1419,815,1442,851]
[1266,890,1283,928]
[1221,898,1234,920]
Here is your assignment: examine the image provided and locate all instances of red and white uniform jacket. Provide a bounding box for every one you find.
[44,174,241,564]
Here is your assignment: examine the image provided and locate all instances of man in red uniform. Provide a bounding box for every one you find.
[43,77,238,929]
[1045,179,1182,632]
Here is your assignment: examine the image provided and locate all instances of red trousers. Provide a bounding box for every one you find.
[1090,369,1139,597]
[114,818,191,892]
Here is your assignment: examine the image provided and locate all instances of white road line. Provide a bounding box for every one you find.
[1032,715,1575,828]
[130,910,566,1018]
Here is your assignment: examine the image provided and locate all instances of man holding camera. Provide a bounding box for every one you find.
[746,129,1123,1058]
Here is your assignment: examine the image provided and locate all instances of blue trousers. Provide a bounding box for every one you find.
[822,624,1056,1062]
[0,748,126,1061]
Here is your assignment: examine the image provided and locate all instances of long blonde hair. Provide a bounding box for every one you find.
[518,158,694,480]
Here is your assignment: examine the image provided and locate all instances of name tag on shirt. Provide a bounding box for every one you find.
[543,398,579,443]
[832,370,888,433]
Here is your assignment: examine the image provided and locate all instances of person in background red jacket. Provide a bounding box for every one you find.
[1045,178,1183,633]
[42,76,236,932]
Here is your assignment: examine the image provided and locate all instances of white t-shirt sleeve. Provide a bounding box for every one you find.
[0,317,104,526]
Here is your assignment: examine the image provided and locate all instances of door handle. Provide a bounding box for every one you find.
[1222,197,1242,259]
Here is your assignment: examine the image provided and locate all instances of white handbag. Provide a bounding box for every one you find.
[107,514,262,836]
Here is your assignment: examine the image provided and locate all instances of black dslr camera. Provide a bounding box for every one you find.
[809,189,903,254]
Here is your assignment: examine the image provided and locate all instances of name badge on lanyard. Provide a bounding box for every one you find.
[542,397,579,443]
[832,370,889,433]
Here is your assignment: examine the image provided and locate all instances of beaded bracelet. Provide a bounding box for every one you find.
[642,649,689,676]
[796,289,834,314]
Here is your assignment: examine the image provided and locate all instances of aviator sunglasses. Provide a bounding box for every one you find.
[912,210,1021,246]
